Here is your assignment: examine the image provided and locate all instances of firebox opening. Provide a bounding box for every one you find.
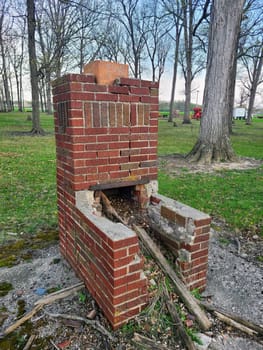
[96,186,147,225]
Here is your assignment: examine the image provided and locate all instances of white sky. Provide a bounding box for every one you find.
[22,65,263,109]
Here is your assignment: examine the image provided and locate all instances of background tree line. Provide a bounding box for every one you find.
[0,0,262,134]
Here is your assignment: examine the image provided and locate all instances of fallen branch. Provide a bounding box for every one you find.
[4,304,43,336]
[100,191,127,225]
[23,334,36,350]
[132,333,171,349]
[163,287,196,350]
[3,282,85,336]
[133,225,211,331]
[214,311,256,337]
[50,339,60,350]
[200,302,263,336]
[34,282,85,306]
[45,312,116,342]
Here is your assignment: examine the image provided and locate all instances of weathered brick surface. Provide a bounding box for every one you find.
[52,66,159,192]
[152,194,211,291]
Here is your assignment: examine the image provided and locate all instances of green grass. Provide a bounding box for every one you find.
[158,169,263,235]
[0,113,57,241]
[158,118,263,159]
[158,118,263,236]
[0,113,262,241]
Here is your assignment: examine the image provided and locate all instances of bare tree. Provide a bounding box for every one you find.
[8,18,26,112]
[226,0,263,133]
[71,0,109,72]
[142,1,171,82]
[187,0,245,164]
[98,20,126,63]
[180,0,210,124]
[36,0,80,114]
[237,86,249,107]
[240,42,263,124]
[27,0,44,134]
[112,0,148,78]
[0,1,13,112]
[161,0,183,123]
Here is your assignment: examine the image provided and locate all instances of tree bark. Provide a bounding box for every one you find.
[27,0,44,135]
[187,0,245,164]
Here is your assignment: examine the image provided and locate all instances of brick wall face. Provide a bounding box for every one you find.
[52,74,159,193]
[52,70,158,329]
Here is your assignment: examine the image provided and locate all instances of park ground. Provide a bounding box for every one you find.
[0,113,262,349]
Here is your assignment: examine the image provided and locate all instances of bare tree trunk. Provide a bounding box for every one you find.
[15,71,21,111]
[0,42,12,112]
[168,28,181,123]
[8,72,14,111]
[19,56,24,112]
[0,86,4,112]
[45,71,53,115]
[182,0,193,124]
[27,0,44,135]
[168,48,179,123]
[187,0,245,164]
[39,80,45,113]
[246,49,263,125]
[227,51,238,134]
[183,73,192,124]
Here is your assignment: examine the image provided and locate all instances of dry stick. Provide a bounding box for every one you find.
[45,312,116,342]
[132,332,171,350]
[163,286,196,350]
[200,302,263,336]
[23,334,36,350]
[34,282,85,305]
[3,282,85,336]
[214,311,256,337]
[4,304,43,336]
[100,191,127,225]
[133,225,211,331]
[50,339,60,350]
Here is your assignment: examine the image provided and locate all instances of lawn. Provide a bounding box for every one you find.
[0,113,57,242]
[158,118,263,236]
[0,113,262,242]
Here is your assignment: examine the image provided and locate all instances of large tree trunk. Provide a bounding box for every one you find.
[27,0,44,135]
[187,0,245,164]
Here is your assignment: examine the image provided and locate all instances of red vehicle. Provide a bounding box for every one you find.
[192,107,202,120]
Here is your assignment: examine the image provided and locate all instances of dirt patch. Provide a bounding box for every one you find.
[158,154,263,176]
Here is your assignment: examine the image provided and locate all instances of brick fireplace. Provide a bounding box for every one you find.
[52,61,211,329]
